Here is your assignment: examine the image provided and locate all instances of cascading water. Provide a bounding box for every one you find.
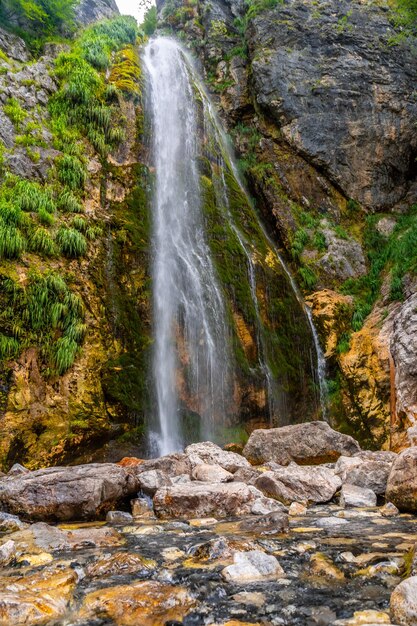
[144,38,231,455]
[144,36,328,455]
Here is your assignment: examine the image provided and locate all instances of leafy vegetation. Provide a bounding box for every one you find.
[342,206,417,330]
[0,0,78,51]
[4,98,28,131]
[142,6,158,35]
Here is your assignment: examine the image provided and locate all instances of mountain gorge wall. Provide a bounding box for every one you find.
[157,0,417,449]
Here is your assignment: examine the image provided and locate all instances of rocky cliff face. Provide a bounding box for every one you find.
[75,0,119,25]
[158,0,417,449]
[0,19,153,470]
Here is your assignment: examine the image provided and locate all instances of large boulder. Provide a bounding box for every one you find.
[191,464,234,483]
[185,441,251,473]
[386,448,417,512]
[391,576,417,626]
[254,464,341,505]
[243,422,360,466]
[153,482,261,519]
[0,464,139,522]
[335,451,396,495]
[128,453,192,479]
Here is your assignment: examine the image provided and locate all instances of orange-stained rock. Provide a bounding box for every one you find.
[224,443,244,455]
[0,566,76,625]
[338,304,399,449]
[80,580,196,626]
[306,289,353,358]
[117,457,144,467]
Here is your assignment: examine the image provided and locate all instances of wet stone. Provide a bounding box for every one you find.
[222,550,285,583]
[106,510,134,525]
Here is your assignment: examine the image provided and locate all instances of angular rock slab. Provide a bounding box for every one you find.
[191,463,234,483]
[339,484,377,508]
[0,463,139,521]
[254,464,341,505]
[153,482,260,519]
[386,448,417,512]
[391,576,417,626]
[243,422,360,466]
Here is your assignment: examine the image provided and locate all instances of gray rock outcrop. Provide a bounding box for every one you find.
[74,0,119,25]
[254,464,341,505]
[248,0,417,209]
[243,422,360,466]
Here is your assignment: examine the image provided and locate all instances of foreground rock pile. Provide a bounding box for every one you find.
[0,421,417,625]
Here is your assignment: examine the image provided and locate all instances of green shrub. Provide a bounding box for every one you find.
[85,225,102,240]
[56,226,87,257]
[245,0,283,20]
[313,231,327,252]
[142,6,157,35]
[38,207,55,226]
[0,200,24,226]
[71,216,87,232]
[336,332,351,354]
[291,228,309,259]
[351,302,372,331]
[52,336,79,375]
[389,273,404,301]
[80,34,111,69]
[298,265,317,290]
[15,179,55,213]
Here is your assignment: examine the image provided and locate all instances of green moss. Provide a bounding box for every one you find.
[97,162,152,424]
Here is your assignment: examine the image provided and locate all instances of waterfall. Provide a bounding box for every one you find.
[144,36,328,455]
[143,38,231,455]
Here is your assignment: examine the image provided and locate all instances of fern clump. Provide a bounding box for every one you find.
[0,223,26,258]
[29,227,58,257]
[57,190,83,213]
[0,272,85,373]
[0,334,19,360]
[56,226,87,257]
[56,155,87,191]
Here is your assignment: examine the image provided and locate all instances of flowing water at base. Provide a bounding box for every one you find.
[4,504,414,625]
